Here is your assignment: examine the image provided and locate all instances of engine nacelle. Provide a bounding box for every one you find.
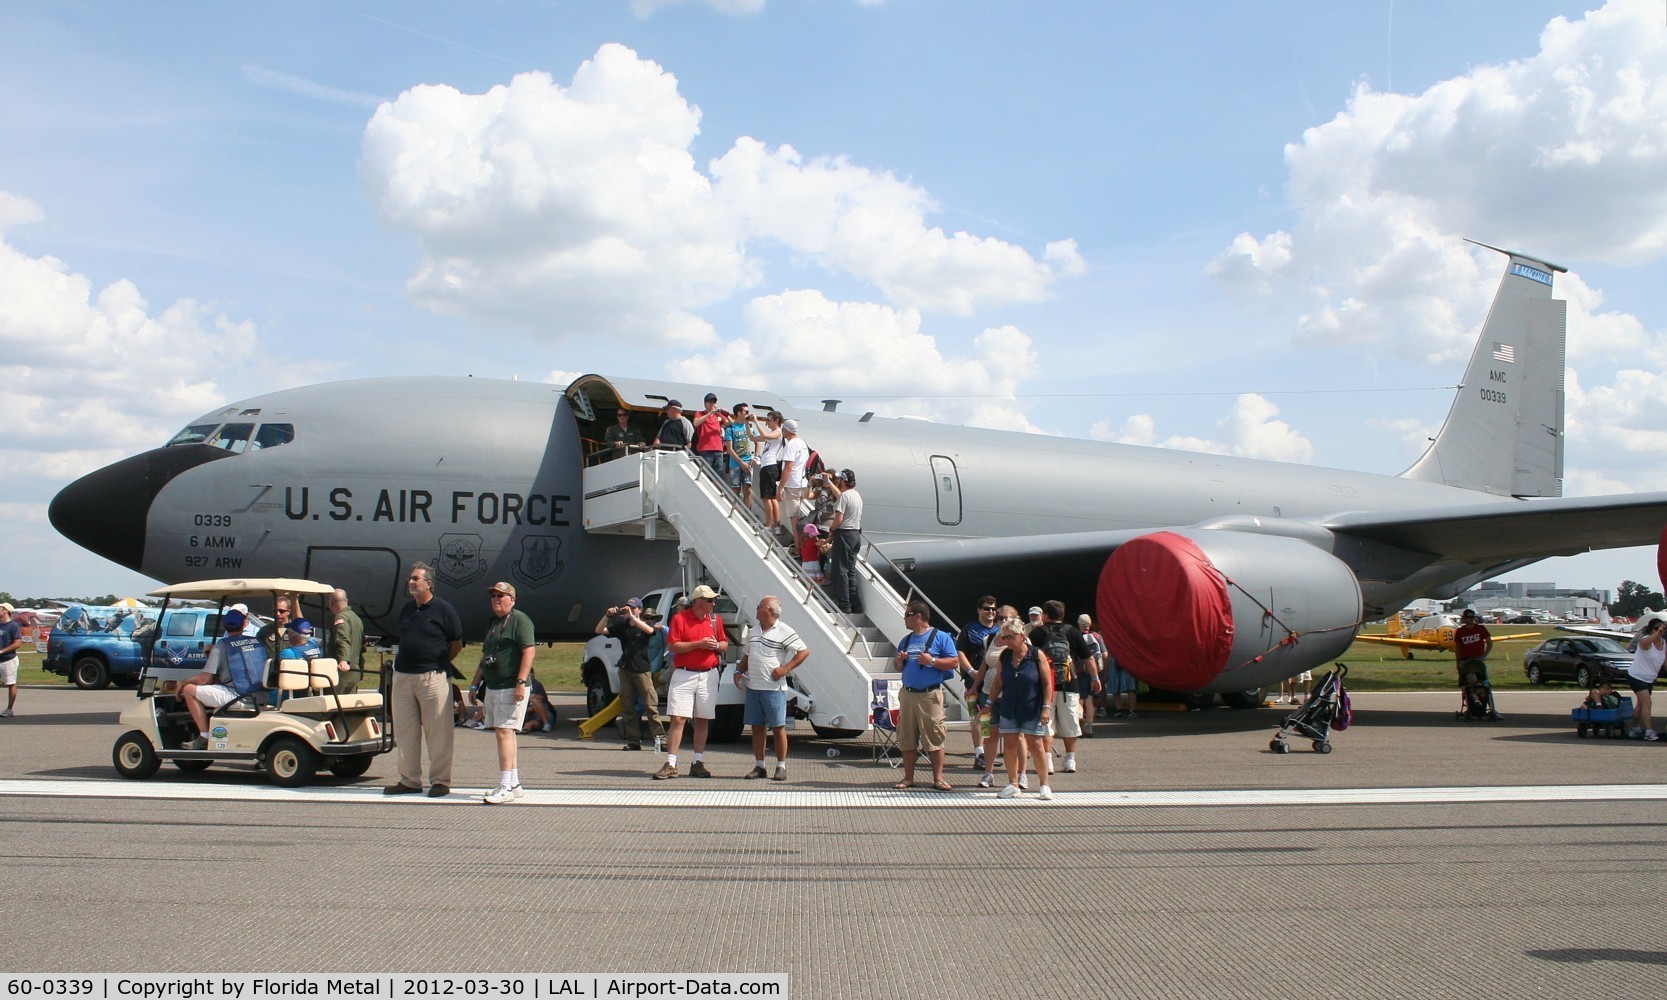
[1097,529,1362,694]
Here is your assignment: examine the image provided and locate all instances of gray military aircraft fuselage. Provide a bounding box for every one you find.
[50,247,1667,697]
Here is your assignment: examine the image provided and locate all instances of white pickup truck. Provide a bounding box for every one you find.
[579,587,754,742]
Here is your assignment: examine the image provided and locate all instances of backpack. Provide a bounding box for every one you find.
[805,448,826,479]
[1043,622,1075,686]
[1332,685,1353,730]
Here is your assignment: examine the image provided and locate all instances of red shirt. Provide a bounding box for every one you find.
[668,607,724,670]
[693,411,725,453]
[1454,622,1491,661]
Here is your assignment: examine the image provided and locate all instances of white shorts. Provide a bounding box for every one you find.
[193,684,239,709]
[482,687,529,730]
[666,668,719,720]
[1046,690,1083,739]
[0,658,16,686]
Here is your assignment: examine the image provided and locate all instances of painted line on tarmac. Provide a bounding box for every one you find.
[2,778,1666,809]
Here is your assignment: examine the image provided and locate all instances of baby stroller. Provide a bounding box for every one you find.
[1269,664,1349,754]
[1455,660,1502,722]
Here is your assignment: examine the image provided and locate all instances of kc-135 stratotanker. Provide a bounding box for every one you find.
[50,245,1667,702]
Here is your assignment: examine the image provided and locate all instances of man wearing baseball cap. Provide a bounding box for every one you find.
[597,596,663,752]
[655,584,728,779]
[825,468,864,614]
[179,608,267,749]
[473,582,537,804]
[0,603,21,718]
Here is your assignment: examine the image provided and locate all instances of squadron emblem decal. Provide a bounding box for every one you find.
[434,533,487,589]
[512,534,565,589]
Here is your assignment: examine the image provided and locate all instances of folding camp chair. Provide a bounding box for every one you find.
[869,678,902,766]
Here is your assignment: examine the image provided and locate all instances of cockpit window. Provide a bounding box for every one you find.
[252,423,295,451]
[167,424,220,447]
[204,423,255,453]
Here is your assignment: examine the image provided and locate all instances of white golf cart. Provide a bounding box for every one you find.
[111,578,392,787]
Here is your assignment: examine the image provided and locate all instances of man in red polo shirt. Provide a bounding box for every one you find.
[654,585,729,779]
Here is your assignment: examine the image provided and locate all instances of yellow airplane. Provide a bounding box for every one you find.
[1356,613,1540,659]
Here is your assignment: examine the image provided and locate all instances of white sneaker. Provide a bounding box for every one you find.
[1628,727,1644,739]
[1646,730,1660,742]
[997,784,1020,799]
[977,773,995,788]
[0,708,11,718]
[1017,774,1029,790]
[482,784,524,804]
[1038,784,1054,801]
[1063,756,1077,773]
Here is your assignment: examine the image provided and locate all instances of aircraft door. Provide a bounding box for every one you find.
[302,546,404,625]
[929,455,962,526]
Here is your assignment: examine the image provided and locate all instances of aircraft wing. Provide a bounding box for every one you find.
[1321,491,1667,564]
[1353,635,1443,651]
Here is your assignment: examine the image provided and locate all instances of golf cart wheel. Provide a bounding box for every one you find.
[1314,741,1332,754]
[174,759,213,773]
[265,735,319,787]
[113,730,160,779]
[328,754,376,778]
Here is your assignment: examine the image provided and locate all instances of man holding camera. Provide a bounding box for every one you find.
[473,582,536,804]
[598,597,663,751]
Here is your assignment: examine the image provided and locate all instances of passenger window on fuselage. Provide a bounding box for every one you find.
[252,423,295,450]
[168,424,220,447]
[205,423,255,453]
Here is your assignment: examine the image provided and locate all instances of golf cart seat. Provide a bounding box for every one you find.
[273,658,385,713]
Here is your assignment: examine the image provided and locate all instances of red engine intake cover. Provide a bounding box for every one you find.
[1098,531,1235,691]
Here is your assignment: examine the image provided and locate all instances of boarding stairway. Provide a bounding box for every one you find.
[582,449,969,735]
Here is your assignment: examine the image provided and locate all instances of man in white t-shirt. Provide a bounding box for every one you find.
[778,419,811,538]
[734,595,808,780]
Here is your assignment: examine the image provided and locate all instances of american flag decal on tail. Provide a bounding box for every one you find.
[1492,342,1516,364]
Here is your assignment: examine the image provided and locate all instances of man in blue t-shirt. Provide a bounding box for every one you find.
[891,599,960,791]
[0,603,22,718]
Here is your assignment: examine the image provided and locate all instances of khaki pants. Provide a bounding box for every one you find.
[392,670,454,788]
[618,670,665,742]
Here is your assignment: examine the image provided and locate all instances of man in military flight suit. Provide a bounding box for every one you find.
[325,588,365,694]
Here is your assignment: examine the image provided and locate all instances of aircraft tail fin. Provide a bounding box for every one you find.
[1401,243,1567,497]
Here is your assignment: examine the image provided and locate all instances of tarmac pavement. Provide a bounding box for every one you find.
[1,684,1664,997]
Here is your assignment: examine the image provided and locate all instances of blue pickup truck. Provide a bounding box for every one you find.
[44,605,225,689]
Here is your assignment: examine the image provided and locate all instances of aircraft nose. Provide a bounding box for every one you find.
[50,446,233,572]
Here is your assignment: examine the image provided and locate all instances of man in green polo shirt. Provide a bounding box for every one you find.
[470,581,536,804]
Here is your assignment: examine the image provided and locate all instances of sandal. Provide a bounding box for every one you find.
[893,781,914,790]
[931,780,954,792]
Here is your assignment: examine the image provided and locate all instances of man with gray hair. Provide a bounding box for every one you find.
[387,562,463,797]
[734,595,808,781]
[325,588,365,694]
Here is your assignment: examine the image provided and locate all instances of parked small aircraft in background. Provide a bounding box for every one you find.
[48,244,1667,701]
[1356,613,1539,659]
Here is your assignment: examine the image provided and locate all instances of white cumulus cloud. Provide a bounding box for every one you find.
[681,288,1042,430]
[359,43,1080,345]
[1091,393,1314,463]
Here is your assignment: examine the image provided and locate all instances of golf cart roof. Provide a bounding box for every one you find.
[147,578,337,600]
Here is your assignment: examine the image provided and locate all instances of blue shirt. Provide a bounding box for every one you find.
[898,627,957,689]
[0,619,21,661]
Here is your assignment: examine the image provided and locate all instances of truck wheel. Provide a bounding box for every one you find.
[585,668,613,719]
[1221,688,1267,710]
[72,656,111,690]
[329,754,376,778]
[265,735,319,787]
[113,731,160,779]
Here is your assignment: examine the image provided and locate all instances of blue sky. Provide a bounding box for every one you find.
[2,0,1664,598]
